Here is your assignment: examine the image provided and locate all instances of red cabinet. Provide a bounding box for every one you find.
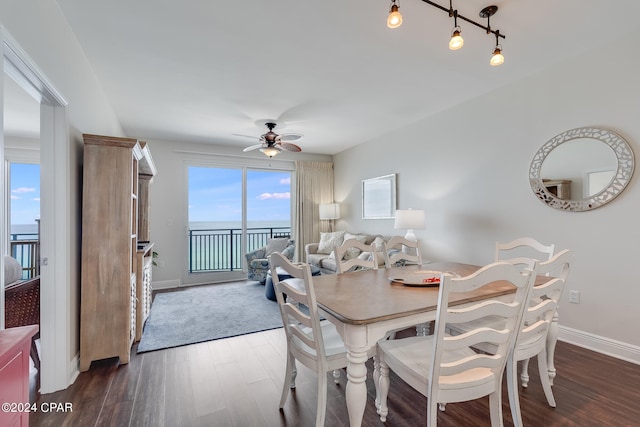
[0,325,38,427]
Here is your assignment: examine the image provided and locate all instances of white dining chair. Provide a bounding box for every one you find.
[375,261,536,426]
[334,238,378,274]
[382,236,423,268]
[268,252,349,427]
[507,249,572,426]
[448,250,572,426]
[383,237,431,337]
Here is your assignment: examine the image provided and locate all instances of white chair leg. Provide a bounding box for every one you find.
[280,352,295,408]
[332,369,341,384]
[488,390,504,427]
[373,356,381,410]
[546,309,560,386]
[520,357,531,388]
[537,350,556,407]
[507,355,523,427]
[315,372,327,427]
[428,398,439,426]
[415,322,429,336]
[378,360,390,422]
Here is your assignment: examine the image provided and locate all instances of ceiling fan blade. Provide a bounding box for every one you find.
[278,142,302,152]
[279,133,303,142]
[233,133,259,140]
[243,143,264,152]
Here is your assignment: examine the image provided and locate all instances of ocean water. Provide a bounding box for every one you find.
[188,221,291,272]
[10,223,39,240]
[10,221,290,235]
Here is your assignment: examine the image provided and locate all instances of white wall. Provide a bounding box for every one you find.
[334,30,640,361]
[145,137,331,288]
[1,0,124,391]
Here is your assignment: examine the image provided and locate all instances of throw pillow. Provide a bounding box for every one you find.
[342,233,369,260]
[4,255,23,284]
[265,238,291,256]
[317,231,345,254]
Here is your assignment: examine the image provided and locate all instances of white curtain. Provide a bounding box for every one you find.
[294,161,334,262]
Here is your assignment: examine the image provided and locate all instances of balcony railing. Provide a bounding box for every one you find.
[189,226,291,273]
[9,233,40,280]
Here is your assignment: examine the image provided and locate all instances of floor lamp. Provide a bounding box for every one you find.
[319,203,341,232]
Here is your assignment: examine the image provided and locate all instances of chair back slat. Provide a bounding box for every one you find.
[495,237,555,264]
[444,328,511,352]
[440,353,504,376]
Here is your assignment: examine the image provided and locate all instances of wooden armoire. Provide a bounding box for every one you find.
[79,134,156,371]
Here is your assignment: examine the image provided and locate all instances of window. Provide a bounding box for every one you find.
[9,163,40,279]
[187,166,291,277]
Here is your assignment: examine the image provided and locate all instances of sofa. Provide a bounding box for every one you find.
[305,231,394,275]
[245,238,295,283]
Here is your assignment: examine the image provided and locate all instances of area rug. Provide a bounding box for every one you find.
[137,281,283,353]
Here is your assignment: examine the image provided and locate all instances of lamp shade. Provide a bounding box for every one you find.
[319,203,341,220]
[394,209,425,230]
[394,209,425,241]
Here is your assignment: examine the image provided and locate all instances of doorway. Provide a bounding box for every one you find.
[2,28,71,393]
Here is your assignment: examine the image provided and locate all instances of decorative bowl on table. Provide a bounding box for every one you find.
[389,270,443,287]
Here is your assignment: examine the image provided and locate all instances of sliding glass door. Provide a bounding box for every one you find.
[187,166,291,283]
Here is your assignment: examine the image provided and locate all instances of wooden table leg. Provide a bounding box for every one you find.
[345,348,369,427]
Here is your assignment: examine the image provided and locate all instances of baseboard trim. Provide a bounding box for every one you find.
[152,279,180,290]
[68,352,80,386]
[559,326,640,365]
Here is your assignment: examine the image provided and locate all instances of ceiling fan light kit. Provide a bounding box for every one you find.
[386,0,506,66]
[242,122,303,158]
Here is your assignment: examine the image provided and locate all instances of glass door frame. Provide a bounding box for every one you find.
[181,156,295,286]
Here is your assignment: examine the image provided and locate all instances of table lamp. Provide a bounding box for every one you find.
[394,208,425,241]
[319,203,341,232]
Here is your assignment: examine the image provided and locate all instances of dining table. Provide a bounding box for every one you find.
[311,261,559,427]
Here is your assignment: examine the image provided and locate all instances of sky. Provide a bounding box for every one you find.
[188,167,291,224]
[10,163,40,226]
[10,164,291,228]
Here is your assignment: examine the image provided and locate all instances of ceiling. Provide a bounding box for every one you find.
[5,1,640,154]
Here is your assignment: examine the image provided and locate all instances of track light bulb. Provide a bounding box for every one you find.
[449,28,464,50]
[490,47,504,66]
[387,3,402,29]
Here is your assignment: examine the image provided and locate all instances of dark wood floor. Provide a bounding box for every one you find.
[29,326,640,427]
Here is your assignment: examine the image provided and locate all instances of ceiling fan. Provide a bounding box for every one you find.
[242,122,303,158]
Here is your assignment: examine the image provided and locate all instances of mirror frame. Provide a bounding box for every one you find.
[529,127,634,211]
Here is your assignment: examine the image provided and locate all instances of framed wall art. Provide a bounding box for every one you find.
[362,174,396,219]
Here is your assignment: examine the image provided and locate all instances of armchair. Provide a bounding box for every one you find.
[245,238,295,284]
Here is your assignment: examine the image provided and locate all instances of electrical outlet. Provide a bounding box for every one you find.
[569,290,580,304]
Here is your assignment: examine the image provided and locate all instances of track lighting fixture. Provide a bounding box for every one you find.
[490,31,504,66]
[384,1,506,66]
[448,8,464,50]
[387,0,403,29]
[482,7,504,66]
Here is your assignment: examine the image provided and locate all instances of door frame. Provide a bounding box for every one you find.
[180,153,295,286]
[1,27,73,393]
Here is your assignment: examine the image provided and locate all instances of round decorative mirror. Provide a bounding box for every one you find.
[529,127,634,211]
